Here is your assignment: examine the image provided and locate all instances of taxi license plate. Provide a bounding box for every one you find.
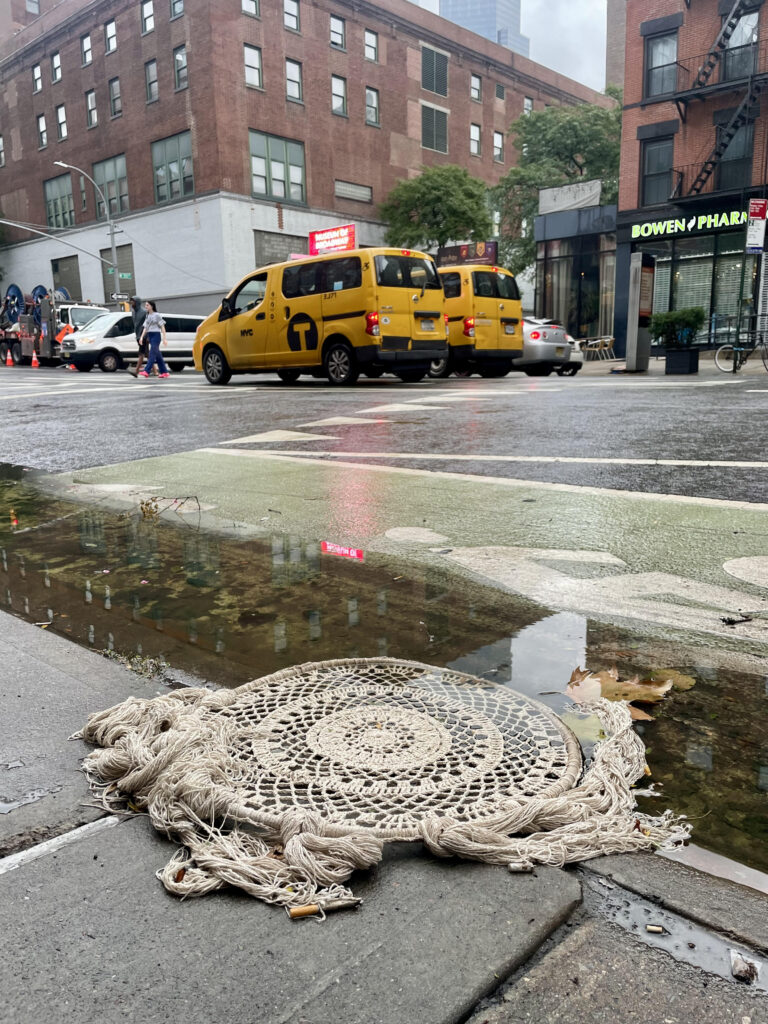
[421,319,434,331]
[555,346,565,356]
[504,324,515,335]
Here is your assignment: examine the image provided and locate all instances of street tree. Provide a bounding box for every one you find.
[494,87,622,274]
[379,165,493,252]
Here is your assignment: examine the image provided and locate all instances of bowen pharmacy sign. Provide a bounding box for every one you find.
[631,210,747,239]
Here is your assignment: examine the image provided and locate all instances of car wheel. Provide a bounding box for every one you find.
[203,345,232,385]
[168,364,185,373]
[524,366,553,377]
[98,350,120,373]
[397,370,426,383]
[277,369,301,383]
[323,341,359,386]
[428,356,452,378]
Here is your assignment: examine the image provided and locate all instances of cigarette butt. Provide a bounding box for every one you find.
[288,904,321,919]
[644,765,652,776]
[646,925,665,934]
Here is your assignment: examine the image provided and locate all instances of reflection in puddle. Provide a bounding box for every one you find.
[0,471,766,875]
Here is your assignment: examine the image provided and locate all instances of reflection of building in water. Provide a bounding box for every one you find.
[183,534,220,588]
[271,535,320,587]
[79,511,107,555]
[122,519,160,570]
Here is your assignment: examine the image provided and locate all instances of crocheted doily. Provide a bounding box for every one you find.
[223,658,582,839]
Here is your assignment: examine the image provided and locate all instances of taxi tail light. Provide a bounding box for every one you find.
[463,316,475,338]
[529,330,541,340]
[365,311,380,337]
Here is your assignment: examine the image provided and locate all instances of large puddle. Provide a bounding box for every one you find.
[1,465,766,875]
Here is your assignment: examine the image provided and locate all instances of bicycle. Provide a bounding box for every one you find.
[714,334,768,373]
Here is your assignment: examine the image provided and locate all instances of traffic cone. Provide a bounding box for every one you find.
[67,363,77,371]
[31,350,40,368]
[5,346,13,368]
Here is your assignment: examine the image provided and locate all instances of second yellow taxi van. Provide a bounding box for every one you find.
[431,264,523,378]
[193,248,448,385]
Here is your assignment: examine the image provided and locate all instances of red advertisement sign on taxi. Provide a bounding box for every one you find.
[309,224,356,256]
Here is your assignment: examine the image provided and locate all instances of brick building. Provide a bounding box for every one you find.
[0,0,604,310]
[615,0,768,353]
[606,0,626,87]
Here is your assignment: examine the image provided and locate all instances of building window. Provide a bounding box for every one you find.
[365,29,378,61]
[330,15,345,48]
[86,89,97,126]
[641,137,674,206]
[242,0,259,15]
[0,136,5,168]
[335,179,373,203]
[249,130,305,202]
[152,130,194,203]
[109,77,122,117]
[32,63,42,92]
[493,130,504,161]
[173,45,188,89]
[645,32,677,97]
[94,154,129,216]
[79,174,87,210]
[523,96,533,115]
[723,12,758,81]
[44,174,75,227]
[170,0,183,16]
[421,104,447,153]
[422,46,448,96]
[51,51,61,82]
[105,20,117,53]
[81,33,92,65]
[26,0,39,11]
[284,0,299,31]
[286,59,302,101]
[145,60,158,102]
[56,104,67,140]
[470,74,482,101]
[141,0,154,33]
[495,82,505,99]
[37,114,47,147]
[365,87,380,126]
[470,123,481,155]
[716,122,754,190]
[331,75,347,115]
[244,45,262,87]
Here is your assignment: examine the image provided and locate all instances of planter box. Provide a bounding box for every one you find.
[665,348,699,375]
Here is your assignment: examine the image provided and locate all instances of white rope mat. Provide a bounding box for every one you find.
[75,658,689,918]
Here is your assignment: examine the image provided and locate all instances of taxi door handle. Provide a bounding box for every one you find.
[285,306,291,318]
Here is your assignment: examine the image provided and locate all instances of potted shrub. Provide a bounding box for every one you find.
[649,307,707,375]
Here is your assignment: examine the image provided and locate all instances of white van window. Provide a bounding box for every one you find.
[105,316,135,338]
[375,254,441,290]
[472,270,520,301]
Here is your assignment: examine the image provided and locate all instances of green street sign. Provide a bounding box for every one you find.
[119,272,132,279]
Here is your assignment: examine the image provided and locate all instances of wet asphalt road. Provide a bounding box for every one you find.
[0,363,766,503]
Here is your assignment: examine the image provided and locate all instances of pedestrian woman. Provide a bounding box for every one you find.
[137,301,170,378]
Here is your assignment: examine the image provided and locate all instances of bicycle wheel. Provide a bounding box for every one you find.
[714,345,737,372]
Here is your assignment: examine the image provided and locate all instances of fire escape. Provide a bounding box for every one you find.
[672,0,768,197]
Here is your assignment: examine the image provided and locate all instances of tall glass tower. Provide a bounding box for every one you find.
[438,0,530,57]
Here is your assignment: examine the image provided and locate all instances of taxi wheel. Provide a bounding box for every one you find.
[203,346,232,386]
[397,370,425,383]
[324,342,359,386]
[428,357,451,378]
[277,369,301,383]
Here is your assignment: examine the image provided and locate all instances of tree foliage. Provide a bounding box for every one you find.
[379,164,493,252]
[494,86,622,274]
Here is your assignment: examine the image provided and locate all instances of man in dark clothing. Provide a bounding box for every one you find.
[129,295,148,376]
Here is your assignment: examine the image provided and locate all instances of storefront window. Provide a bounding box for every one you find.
[536,233,615,338]
[672,235,714,311]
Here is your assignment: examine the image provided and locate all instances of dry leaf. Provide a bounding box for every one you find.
[568,666,672,705]
[642,669,696,692]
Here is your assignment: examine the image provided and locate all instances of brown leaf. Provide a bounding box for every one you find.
[567,666,672,705]
[641,669,696,692]
[629,706,654,722]
[174,868,186,883]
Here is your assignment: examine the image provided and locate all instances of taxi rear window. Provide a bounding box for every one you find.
[375,255,441,290]
[472,271,520,300]
[440,272,462,299]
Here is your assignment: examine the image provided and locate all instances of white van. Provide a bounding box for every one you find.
[61,311,205,372]
[57,303,108,331]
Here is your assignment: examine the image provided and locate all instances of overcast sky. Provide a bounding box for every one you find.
[414,0,608,93]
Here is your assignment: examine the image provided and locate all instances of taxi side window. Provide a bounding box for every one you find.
[283,263,319,299]
[319,257,362,292]
[441,273,461,299]
[232,274,268,315]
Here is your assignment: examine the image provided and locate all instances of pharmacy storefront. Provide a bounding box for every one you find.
[615,201,760,352]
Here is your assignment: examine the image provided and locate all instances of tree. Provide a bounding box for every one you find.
[379,165,493,252]
[494,87,622,274]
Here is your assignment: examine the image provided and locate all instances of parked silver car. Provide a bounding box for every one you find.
[512,318,575,377]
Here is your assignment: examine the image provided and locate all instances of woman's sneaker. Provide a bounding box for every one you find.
[158,372,170,378]
[137,370,149,378]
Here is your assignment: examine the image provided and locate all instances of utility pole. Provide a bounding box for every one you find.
[54,160,119,305]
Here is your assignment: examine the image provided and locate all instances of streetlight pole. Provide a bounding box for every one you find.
[53,160,119,305]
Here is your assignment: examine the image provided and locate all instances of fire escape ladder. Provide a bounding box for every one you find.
[687,77,766,194]
[693,0,750,90]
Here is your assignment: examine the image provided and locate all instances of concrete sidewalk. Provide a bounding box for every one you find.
[1,612,767,1024]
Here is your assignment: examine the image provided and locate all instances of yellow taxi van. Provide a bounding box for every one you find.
[430,264,523,378]
[193,247,448,386]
